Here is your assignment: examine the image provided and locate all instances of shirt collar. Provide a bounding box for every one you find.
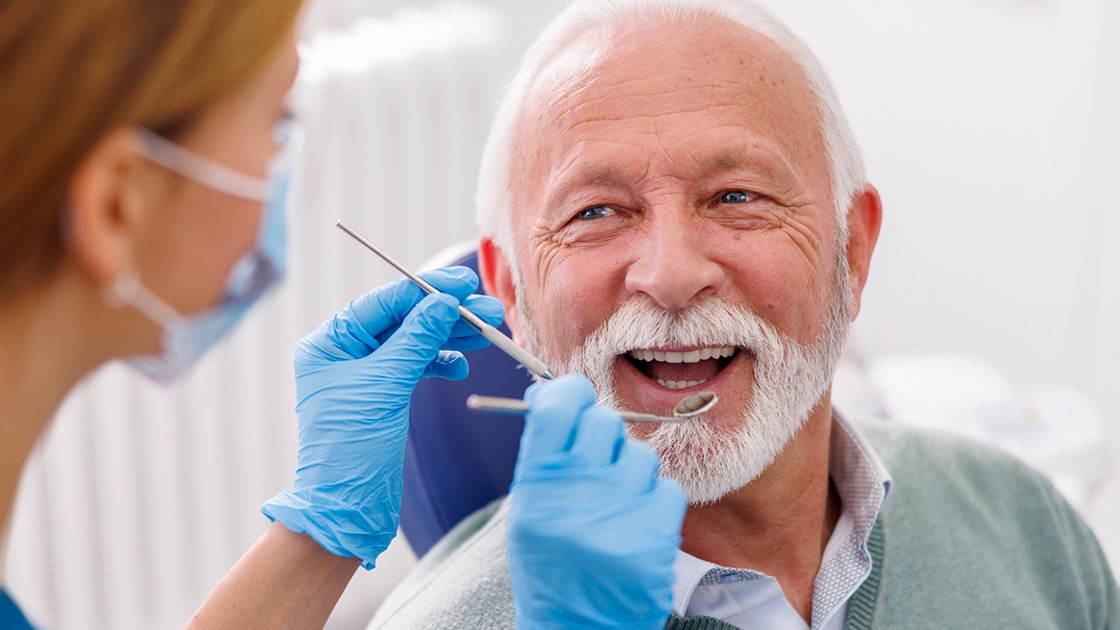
[671,411,893,620]
[829,410,893,543]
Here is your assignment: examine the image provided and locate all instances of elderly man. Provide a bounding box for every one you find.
[371,0,1119,628]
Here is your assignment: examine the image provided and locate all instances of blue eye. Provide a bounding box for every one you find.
[720,190,754,204]
[578,205,615,220]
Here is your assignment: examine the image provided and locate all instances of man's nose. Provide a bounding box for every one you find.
[623,211,725,310]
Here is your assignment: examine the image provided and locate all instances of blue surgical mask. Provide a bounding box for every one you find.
[106,122,301,384]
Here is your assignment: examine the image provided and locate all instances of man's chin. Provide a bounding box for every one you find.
[639,419,779,506]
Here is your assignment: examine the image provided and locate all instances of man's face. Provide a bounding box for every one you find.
[489,17,856,499]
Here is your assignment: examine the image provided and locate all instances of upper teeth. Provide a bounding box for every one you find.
[627,346,737,363]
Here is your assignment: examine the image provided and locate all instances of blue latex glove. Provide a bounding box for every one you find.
[508,375,687,629]
[261,266,503,569]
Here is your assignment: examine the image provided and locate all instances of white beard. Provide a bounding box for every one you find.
[517,265,852,505]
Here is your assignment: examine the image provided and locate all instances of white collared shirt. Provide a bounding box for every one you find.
[671,413,893,629]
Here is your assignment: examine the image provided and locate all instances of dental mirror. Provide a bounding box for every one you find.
[672,390,718,419]
[466,390,718,423]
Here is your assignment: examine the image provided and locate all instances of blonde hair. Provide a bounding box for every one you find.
[0,0,303,302]
[476,0,865,272]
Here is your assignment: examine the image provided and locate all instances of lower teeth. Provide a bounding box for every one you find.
[657,378,707,390]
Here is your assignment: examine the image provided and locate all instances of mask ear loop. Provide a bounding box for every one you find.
[103,269,141,309]
[134,130,270,202]
[103,268,186,330]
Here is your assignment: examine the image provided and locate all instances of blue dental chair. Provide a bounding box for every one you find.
[400,246,533,557]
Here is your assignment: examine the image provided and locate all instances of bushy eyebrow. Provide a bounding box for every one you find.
[698,149,793,181]
[543,166,631,213]
[704,155,742,172]
[699,148,804,199]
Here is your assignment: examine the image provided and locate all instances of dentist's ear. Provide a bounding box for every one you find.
[63,127,153,287]
[843,184,883,320]
[478,237,524,345]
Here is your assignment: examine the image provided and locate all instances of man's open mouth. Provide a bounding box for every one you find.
[625,346,739,390]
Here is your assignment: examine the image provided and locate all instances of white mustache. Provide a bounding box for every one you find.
[581,297,785,363]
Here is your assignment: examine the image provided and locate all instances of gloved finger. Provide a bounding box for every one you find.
[523,381,546,398]
[520,375,597,460]
[361,292,462,383]
[445,295,505,351]
[461,294,504,326]
[567,405,626,468]
[424,350,469,381]
[570,483,684,553]
[419,266,479,301]
[297,277,430,363]
[610,478,688,546]
[353,267,476,353]
[610,439,665,497]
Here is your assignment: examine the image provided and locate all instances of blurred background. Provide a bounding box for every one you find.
[4,0,1118,627]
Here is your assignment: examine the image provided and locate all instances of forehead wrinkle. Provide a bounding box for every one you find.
[559,79,758,126]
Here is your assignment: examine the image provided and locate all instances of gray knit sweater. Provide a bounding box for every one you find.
[370,417,1119,629]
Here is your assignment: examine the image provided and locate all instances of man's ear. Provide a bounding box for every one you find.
[63,128,151,287]
[843,184,883,320]
[478,237,523,343]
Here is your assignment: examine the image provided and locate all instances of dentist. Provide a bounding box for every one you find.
[0,1,501,628]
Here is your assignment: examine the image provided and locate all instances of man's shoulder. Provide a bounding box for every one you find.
[852,414,1050,489]
[852,414,1076,529]
[367,497,515,630]
[850,415,1119,628]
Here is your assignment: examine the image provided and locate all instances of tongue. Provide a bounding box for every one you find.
[644,358,723,383]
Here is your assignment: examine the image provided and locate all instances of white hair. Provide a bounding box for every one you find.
[475,0,866,272]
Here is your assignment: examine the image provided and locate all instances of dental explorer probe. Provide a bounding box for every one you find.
[465,390,718,424]
[336,220,556,381]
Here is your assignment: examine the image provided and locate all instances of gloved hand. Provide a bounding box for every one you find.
[261,266,503,569]
[507,375,687,630]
